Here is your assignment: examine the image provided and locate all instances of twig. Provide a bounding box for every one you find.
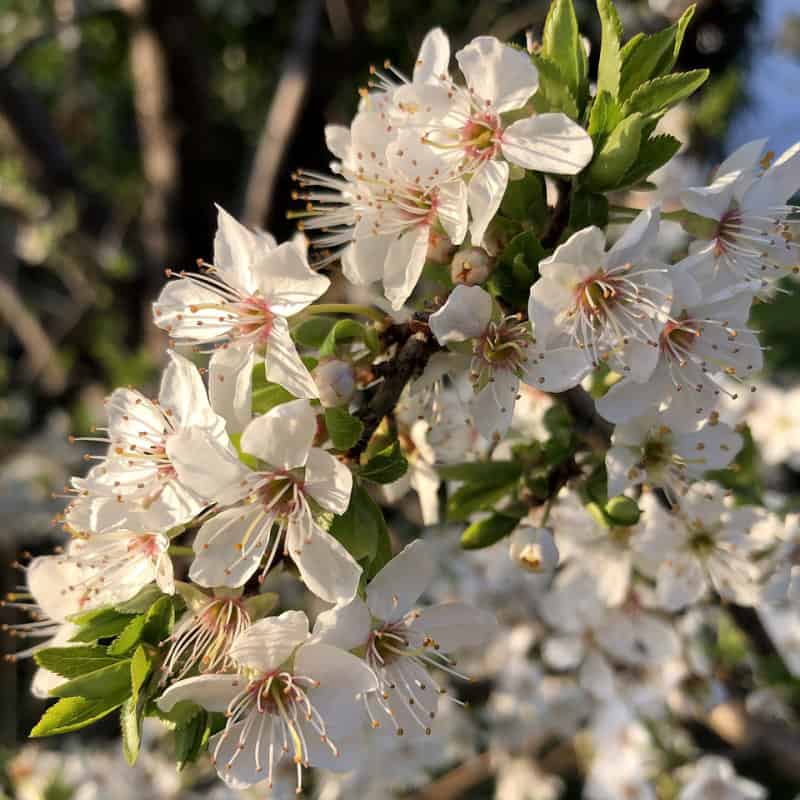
[242,0,325,228]
[0,275,67,394]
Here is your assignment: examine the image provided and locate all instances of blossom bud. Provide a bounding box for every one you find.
[450,247,493,285]
[427,229,455,264]
[509,527,559,574]
[312,359,356,408]
[604,495,642,526]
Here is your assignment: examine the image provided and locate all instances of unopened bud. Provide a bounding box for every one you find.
[604,495,642,526]
[450,247,492,285]
[312,359,356,408]
[427,230,454,264]
[509,527,559,574]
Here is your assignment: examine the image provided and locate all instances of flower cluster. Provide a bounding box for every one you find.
[8,4,800,798]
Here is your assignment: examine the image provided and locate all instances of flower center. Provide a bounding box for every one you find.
[660,313,700,361]
[461,113,501,161]
[127,534,161,558]
[471,314,531,389]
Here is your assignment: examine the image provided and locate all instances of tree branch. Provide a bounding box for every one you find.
[242,0,325,228]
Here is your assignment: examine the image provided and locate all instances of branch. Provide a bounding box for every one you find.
[0,275,67,395]
[242,0,325,228]
[348,319,441,460]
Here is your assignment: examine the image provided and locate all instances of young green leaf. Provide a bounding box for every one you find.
[500,172,547,231]
[587,91,623,146]
[329,483,386,563]
[358,440,408,484]
[617,133,682,189]
[622,70,710,118]
[107,614,147,656]
[319,319,368,359]
[292,316,337,349]
[596,0,623,98]
[437,461,523,485]
[461,512,523,550]
[447,482,519,522]
[130,644,154,704]
[49,659,132,700]
[31,695,127,737]
[141,596,175,646]
[121,696,141,766]
[175,709,208,770]
[251,382,295,416]
[114,585,165,614]
[69,608,137,644]
[324,406,364,451]
[619,27,679,101]
[585,112,644,190]
[34,646,124,680]
[542,0,585,106]
[567,190,609,232]
[244,592,280,620]
[529,53,580,120]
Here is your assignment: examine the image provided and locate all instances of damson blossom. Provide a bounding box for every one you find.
[393,33,594,245]
[168,399,361,603]
[429,284,586,439]
[153,206,329,429]
[156,611,376,791]
[634,483,764,611]
[677,757,766,800]
[605,412,742,500]
[597,269,763,425]
[312,540,496,737]
[679,138,800,297]
[529,207,671,387]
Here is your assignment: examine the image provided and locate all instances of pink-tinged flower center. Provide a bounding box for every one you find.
[128,534,162,558]
[660,314,700,361]
[236,296,275,343]
[461,113,501,161]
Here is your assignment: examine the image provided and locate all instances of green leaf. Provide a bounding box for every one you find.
[107,614,147,656]
[34,646,124,680]
[319,319,368,359]
[292,316,337,349]
[69,608,137,643]
[367,518,393,580]
[175,709,208,769]
[567,190,609,232]
[130,645,154,703]
[49,659,132,700]
[114,585,165,614]
[530,53,579,120]
[619,27,678,101]
[622,70,710,118]
[585,112,644,190]
[587,91,623,143]
[251,380,295,416]
[500,172,547,232]
[541,0,584,105]
[243,592,279,620]
[141,596,174,646]
[447,482,518,522]
[461,512,523,550]
[324,406,364,451]
[596,0,623,98]
[358,440,408,484]
[617,134,682,189]
[31,695,127,737]
[330,483,387,563]
[488,231,546,311]
[121,696,141,766]
[437,461,522,485]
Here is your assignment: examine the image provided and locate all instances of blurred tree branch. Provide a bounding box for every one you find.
[243,0,324,229]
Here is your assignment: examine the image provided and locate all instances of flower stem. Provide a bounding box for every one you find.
[168,545,194,557]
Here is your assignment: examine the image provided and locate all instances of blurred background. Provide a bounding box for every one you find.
[1,0,799,797]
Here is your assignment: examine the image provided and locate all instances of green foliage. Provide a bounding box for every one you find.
[596,0,623,98]
[292,316,337,349]
[530,53,580,120]
[358,439,408,484]
[567,191,609,235]
[34,646,123,679]
[585,112,645,191]
[68,608,137,643]
[319,319,376,359]
[460,511,524,550]
[541,0,588,111]
[324,406,364,451]
[500,173,548,233]
[175,709,211,770]
[330,482,392,571]
[622,70,710,118]
[251,367,295,415]
[31,696,128,738]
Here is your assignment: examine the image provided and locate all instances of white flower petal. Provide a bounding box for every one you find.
[265,315,320,399]
[157,673,245,713]
[429,284,493,344]
[207,722,263,789]
[159,350,219,429]
[455,36,538,111]
[287,518,362,603]
[27,557,89,622]
[208,344,254,434]
[437,179,469,245]
[230,610,310,673]
[153,279,234,342]
[413,27,450,84]
[214,204,275,294]
[253,241,329,316]
[408,602,496,652]
[311,597,372,651]
[383,225,430,310]
[470,370,519,440]
[468,160,509,246]
[304,448,353,515]
[716,138,768,177]
[341,227,391,286]
[605,206,661,268]
[366,539,435,622]
[502,113,593,175]
[240,398,316,469]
